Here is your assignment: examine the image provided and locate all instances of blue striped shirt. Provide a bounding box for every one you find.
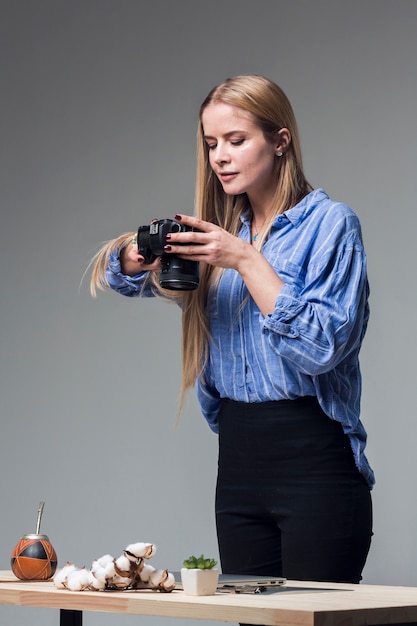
[106,189,374,488]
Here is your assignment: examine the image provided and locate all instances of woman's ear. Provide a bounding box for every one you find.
[275,128,291,156]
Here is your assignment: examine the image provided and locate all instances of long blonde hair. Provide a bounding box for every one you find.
[181,75,312,401]
[91,75,312,411]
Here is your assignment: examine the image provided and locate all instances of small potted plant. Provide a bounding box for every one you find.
[181,554,219,595]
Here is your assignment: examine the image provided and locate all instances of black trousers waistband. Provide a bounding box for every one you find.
[217,396,359,479]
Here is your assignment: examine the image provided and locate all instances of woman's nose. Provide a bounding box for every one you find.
[214,145,230,164]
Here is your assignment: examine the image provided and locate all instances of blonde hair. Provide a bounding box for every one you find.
[181,75,312,403]
[90,232,135,297]
[91,75,312,412]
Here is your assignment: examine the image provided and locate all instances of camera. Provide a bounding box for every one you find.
[137,218,199,291]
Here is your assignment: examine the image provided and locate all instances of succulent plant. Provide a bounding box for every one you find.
[182,554,217,570]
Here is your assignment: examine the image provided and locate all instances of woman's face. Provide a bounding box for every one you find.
[201,101,281,206]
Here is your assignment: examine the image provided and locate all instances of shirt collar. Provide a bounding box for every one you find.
[240,188,329,229]
[279,188,329,227]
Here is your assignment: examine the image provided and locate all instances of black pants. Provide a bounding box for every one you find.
[215,397,373,596]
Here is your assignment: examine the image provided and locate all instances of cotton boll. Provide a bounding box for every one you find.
[90,560,101,573]
[104,560,116,580]
[88,571,106,591]
[124,542,156,560]
[66,568,91,592]
[115,554,131,571]
[110,573,133,589]
[137,563,155,582]
[149,569,175,592]
[162,572,176,591]
[90,564,107,584]
[114,554,133,577]
[149,568,168,588]
[53,563,77,589]
[96,554,114,568]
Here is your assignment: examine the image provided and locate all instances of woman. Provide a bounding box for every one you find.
[91,75,374,588]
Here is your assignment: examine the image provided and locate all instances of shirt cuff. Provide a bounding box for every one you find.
[263,282,303,338]
[106,248,147,294]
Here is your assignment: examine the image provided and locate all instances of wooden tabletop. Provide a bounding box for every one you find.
[2,570,417,625]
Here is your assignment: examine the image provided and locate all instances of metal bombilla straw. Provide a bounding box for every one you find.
[35,502,45,535]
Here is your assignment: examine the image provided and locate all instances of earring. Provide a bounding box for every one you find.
[276,151,283,157]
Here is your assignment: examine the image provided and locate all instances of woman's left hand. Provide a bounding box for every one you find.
[165,214,284,316]
[164,214,249,271]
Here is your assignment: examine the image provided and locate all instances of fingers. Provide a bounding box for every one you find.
[163,215,222,256]
[126,245,161,271]
[174,214,214,233]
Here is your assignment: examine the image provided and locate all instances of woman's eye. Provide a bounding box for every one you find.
[231,139,244,146]
[207,144,217,151]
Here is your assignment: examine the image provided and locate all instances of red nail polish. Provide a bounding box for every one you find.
[165,233,171,240]
[164,245,172,252]
[174,214,181,220]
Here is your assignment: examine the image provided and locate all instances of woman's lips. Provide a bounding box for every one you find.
[219,172,238,182]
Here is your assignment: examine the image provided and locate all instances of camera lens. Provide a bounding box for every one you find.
[160,256,199,290]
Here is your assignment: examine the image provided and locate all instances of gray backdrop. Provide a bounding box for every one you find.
[1,1,416,624]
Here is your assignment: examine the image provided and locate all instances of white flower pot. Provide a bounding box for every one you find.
[180,567,219,596]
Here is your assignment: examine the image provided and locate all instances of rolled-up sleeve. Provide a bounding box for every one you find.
[106,249,155,297]
[262,230,369,376]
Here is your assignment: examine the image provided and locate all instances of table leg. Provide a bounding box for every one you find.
[60,609,83,625]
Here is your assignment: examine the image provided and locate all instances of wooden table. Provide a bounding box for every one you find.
[2,570,417,626]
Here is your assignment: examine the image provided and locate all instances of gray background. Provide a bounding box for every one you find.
[1,1,416,624]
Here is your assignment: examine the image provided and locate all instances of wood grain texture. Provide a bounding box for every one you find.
[1,570,417,625]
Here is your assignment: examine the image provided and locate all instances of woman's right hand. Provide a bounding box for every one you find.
[120,237,161,276]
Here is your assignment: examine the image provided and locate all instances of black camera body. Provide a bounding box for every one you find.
[137,219,199,291]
